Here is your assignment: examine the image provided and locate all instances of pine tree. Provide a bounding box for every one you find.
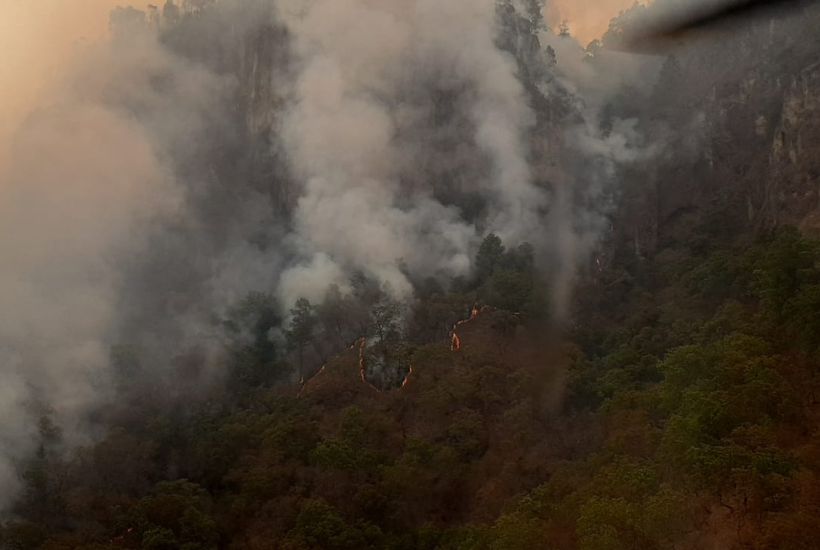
[286,298,317,378]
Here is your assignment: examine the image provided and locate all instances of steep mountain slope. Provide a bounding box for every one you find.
[3,1,820,549]
[599,2,820,259]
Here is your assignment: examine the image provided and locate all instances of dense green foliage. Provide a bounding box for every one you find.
[5,0,820,546]
[3,228,820,549]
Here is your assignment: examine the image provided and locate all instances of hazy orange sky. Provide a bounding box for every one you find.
[0,0,123,158]
[550,0,646,44]
[0,0,633,162]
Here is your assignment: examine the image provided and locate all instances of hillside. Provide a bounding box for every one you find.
[7,228,820,549]
[2,1,820,549]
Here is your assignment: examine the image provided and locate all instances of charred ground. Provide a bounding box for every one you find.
[4,1,820,549]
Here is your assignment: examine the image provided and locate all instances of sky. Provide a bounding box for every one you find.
[549,0,644,44]
[0,0,123,162]
[0,0,632,165]
[0,0,643,509]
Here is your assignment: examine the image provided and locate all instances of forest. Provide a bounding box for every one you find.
[5,225,820,549]
[2,0,820,548]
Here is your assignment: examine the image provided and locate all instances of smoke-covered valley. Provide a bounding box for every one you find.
[3,0,820,547]
[0,0,646,502]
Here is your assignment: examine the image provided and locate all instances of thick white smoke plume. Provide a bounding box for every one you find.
[275,0,546,304]
[0,19,233,510]
[0,99,174,486]
[0,0,661,511]
[0,55,161,508]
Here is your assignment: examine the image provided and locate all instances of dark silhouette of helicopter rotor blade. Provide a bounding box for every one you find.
[619,0,816,53]
[655,0,813,34]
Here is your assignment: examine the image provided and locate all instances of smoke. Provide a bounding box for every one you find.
[0,0,668,511]
[0,0,125,166]
[547,0,647,43]
[535,25,667,314]
[274,0,548,306]
[0,86,159,509]
[0,0,121,507]
[0,8,236,510]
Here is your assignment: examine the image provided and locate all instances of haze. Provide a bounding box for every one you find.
[550,0,643,42]
[0,0,123,163]
[0,0,628,165]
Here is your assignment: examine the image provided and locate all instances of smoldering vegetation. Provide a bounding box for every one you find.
[0,0,661,510]
[1,0,776,513]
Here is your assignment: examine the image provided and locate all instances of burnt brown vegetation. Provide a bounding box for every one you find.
[4,0,820,549]
[5,228,820,549]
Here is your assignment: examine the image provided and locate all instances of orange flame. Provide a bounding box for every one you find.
[359,339,414,392]
[401,366,414,389]
[298,364,326,396]
[358,339,383,393]
[451,332,462,351]
[451,304,480,352]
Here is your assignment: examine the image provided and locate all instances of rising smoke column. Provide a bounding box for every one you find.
[0,0,665,512]
[0,15,232,510]
[0,87,175,510]
[275,0,550,305]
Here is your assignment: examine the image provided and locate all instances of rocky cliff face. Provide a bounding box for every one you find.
[769,62,820,232]
[155,2,820,280]
[699,42,820,235]
[602,6,820,260]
